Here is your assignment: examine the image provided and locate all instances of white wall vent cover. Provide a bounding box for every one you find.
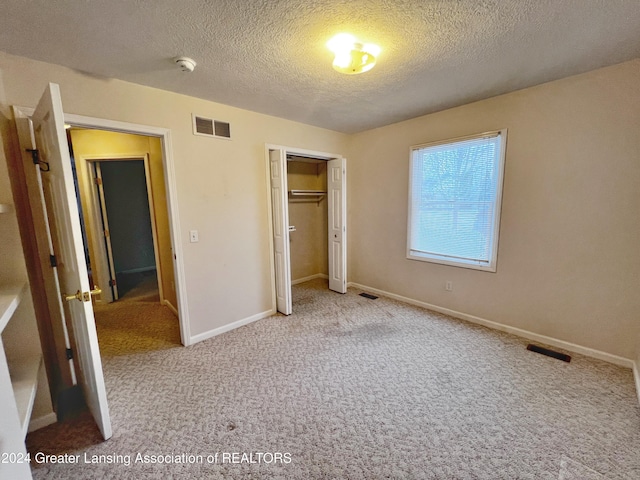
[192,114,231,139]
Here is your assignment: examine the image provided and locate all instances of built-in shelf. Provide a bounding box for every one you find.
[0,283,27,333]
[10,355,42,438]
[0,281,41,439]
[0,203,13,214]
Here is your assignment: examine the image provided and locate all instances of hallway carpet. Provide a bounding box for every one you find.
[92,275,181,357]
[26,279,640,479]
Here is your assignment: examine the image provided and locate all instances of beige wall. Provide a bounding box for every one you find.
[348,59,640,359]
[1,49,638,361]
[0,51,348,341]
[69,129,177,308]
[0,113,25,284]
[287,160,328,281]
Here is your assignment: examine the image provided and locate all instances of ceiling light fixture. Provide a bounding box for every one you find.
[327,34,381,75]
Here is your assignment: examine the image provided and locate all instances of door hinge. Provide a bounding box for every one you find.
[49,254,57,267]
[94,177,102,185]
[26,148,49,171]
[26,148,40,165]
[65,348,73,360]
[109,279,117,287]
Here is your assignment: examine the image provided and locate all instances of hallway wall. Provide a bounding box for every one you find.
[70,129,176,309]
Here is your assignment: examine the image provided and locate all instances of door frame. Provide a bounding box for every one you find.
[13,106,190,346]
[264,144,347,314]
[81,154,164,305]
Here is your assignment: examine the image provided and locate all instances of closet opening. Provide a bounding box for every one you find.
[266,146,346,315]
[287,155,328,287]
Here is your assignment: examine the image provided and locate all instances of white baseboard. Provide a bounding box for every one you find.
[189,309,275,345]
[163,299,179,317]
[348,282,634,369]
[292,273,328,285]
[634,361,640,406]
[28,412,56,433]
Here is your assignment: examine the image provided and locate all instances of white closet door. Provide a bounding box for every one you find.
[32,83,112,440]
[328,157,347,293]
[269,149,292,315]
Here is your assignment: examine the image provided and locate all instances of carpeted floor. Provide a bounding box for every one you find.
[92,275,181,357]
[26,279,640,479]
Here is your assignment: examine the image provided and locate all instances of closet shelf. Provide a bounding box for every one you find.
[0,283,27,333]
[10,355,42,438]
[289,190,327,197]
[288,190,327,204]
[288,190,327,203]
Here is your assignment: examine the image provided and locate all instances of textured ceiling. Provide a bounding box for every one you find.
[1,0,639,133]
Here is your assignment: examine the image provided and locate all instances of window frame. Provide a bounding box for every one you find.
[406,129,508,272]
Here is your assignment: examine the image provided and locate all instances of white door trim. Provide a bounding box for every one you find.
[13,106,190,345]
[264,143,347,313]
[91,160,119,302]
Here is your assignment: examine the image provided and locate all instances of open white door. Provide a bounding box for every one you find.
[269,149,292,315]
[31,83,112,439]
[328,157,347,293]
[93,162,119,301]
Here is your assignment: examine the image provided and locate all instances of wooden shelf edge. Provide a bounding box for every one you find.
[10,354,42,439]
[0,283,28,333]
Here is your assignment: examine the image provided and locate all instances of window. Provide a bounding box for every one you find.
[407,130,507,272]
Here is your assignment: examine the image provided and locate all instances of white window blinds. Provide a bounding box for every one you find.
[408,131,506,271]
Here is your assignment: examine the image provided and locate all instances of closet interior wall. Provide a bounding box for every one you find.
[287,159,328,282]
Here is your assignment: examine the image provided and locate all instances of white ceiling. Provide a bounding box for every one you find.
[1,0,639,133]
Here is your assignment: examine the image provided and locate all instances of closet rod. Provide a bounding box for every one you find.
[289,190,327,196]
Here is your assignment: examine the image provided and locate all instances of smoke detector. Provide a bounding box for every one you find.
[175,57,196,73]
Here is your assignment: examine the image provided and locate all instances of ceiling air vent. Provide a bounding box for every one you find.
[192,114,231,140]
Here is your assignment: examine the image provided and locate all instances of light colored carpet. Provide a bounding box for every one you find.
[92,275,181,356]
[558,455,606,480]
[27,279,640,479]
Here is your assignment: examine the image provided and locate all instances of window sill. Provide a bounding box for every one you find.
[407,251,497,272]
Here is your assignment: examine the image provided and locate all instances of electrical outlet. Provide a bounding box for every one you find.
[445,281,453,292]
[189,230,199,243]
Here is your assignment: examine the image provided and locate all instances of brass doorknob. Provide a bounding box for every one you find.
[63,286,102,303]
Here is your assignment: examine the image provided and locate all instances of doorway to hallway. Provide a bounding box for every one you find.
[66,128,181,353]
[94,158,156,299]
[68,128,178,316]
